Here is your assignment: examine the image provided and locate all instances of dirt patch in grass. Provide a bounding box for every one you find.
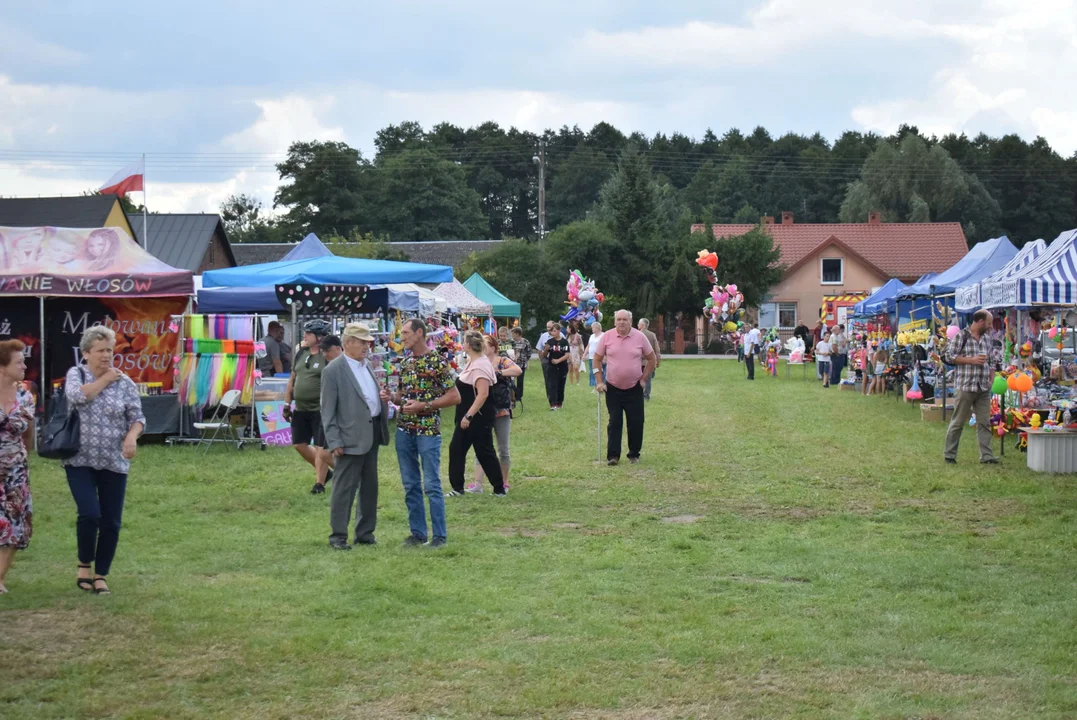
[661,514,703,524]
[725,501,829,522]
[497,527,548,538]
[553,522,582,529]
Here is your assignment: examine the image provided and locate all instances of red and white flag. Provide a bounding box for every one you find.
[99,159,144,196]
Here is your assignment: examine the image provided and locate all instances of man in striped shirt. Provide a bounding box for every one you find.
[943,309,999,465]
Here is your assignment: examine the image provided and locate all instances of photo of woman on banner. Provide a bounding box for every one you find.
[2,228,46,272]
[84,228,121,272]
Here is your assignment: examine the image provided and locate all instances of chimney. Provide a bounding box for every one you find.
[868,211,882,225]
[761,215,775,225]
[781,211,794,225]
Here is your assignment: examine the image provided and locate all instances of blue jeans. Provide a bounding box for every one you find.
[65,466,127,577]
[395,429,446,541]
[587,359,605,386]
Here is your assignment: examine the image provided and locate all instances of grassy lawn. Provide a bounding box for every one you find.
[2,360,1075,719]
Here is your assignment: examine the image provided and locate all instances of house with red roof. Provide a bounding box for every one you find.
[693,211,968,330]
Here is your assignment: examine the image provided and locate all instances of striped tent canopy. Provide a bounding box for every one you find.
[959,238,1047,311]
[981,229,1077,308]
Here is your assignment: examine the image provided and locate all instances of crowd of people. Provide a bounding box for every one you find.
[0,307,666,594]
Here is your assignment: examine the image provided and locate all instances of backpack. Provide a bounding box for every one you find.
[491,364,514,411]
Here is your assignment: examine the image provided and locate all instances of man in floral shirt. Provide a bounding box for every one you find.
[382,319,460,547]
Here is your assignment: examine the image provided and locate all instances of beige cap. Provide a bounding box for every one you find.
[341,323,374,342]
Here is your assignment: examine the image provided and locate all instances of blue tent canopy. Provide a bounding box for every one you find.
[898,236,1018,298]
[854,278,908,316]
[202,254,453,289]
[983,229,1077,307]
[957,238,1047,311]
[196,234,428,313]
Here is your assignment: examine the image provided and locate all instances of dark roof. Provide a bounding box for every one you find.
[0,195,119,228]
[389,240,504,268]
[232,243,293,266]
[231,239,504,269]
[126,213,236,272]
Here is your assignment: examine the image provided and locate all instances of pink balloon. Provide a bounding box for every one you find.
[946,325,960,339]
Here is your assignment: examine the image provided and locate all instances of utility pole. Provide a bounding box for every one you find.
[533,140,546,239]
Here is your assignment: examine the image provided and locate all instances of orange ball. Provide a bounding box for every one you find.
[1014,372,1034,393]
[1007,374,1020,391]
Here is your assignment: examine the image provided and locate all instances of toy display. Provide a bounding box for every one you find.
[561,270,604,326]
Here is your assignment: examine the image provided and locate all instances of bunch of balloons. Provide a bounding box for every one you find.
[696,248,745,327]
[561,269,604,325]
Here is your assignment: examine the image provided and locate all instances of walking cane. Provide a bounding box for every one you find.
[596,382,603,462]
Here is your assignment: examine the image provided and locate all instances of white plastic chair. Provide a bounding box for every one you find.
[193,389,243,454]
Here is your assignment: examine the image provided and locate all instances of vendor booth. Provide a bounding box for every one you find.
[0,225,194,434]
[462,273,520,318]
[957,239,1047,312]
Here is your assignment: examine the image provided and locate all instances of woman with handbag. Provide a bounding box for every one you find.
[468,335,522,493]
[63,326,144,595]
[447,331,506,497]
[0,340,34,594]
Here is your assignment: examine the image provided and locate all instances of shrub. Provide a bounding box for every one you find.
[684,343,699,355]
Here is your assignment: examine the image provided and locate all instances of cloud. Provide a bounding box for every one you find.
[0,25,87,68]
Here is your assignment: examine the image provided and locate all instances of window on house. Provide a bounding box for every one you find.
[759,302,798,328]
[821,258,843,284]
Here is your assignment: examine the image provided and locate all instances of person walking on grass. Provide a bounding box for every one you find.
[448,331,507,497]
[830,324,849,385]
[0,340,34,595]
[286,320,334,495]
[320,324,389,550]
[587,321,604,392]
[594,310,656,466]
[816,333,832,388]
[536,321,555,393]
[469,335,522,493]
[943,309,1000,465]
[510,327,531,404]
[567,325,584,386]
[63,325,145,596]
[743,323,761,380]
[383,319,460,548]
[871,344,888,395]
[540,324,570,410]
[637,318,661,400]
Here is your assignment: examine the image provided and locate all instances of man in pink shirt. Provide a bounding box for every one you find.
[594,309,656,465]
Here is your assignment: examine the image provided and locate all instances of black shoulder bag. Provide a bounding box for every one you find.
[38,366,86,460]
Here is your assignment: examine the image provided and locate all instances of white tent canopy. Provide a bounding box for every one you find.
[434,278,492,314]
[386,283,450,315]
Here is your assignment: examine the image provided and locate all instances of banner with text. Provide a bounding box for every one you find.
[0,225,194,297]
[0,298,42,399]
[46,297,188,390]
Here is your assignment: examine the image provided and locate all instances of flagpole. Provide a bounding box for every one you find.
[142,153,148,249]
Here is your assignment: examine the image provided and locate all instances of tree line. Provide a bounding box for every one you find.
[222,122,1077,247]
[218,122,1077,339]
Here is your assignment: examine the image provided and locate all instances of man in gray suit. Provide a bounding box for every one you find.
[320,323,390,550]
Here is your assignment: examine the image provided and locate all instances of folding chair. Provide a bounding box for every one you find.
[193,389,243,454]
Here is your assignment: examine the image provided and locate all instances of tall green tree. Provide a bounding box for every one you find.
[273,140,368,238]
[840,134,1002,243]
[369,149,487,240]
[546,146,614,229]
[220,193,283,243]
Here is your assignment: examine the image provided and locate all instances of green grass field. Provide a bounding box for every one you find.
[2,360,1075,719]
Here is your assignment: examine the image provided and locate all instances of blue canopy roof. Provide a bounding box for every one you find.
[196,234,429,313]
[980,229,1077,307]
[202,254,453,289]
[898,236,1018,298]
[956,238,1047,311]
[853,278,908,316]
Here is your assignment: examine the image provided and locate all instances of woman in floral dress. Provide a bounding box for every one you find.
[0,339,34,594]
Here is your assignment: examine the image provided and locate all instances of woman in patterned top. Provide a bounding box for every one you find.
[63,325,145,595]
[510,327,531,403]
[0,339,34,594]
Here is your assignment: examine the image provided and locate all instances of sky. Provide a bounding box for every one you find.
[1,0,1074,214]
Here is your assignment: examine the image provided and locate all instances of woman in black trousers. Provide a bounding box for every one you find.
[448,331,506,496]
[541,325,570,410]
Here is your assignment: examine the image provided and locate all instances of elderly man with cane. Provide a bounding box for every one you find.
[594,310,656,466]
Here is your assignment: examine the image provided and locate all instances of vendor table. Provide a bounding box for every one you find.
[785,360,808,380]
[1019,427,1077,473]
[141,394,193,436]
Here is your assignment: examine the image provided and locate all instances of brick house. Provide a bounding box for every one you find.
[693,211,969,332]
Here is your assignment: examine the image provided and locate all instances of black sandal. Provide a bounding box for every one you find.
[77,564,93,592]
[92,577,111,595]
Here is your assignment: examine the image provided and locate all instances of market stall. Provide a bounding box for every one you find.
[957,238,1047,312]
[0,225,193,435]
[462,272,521,319]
